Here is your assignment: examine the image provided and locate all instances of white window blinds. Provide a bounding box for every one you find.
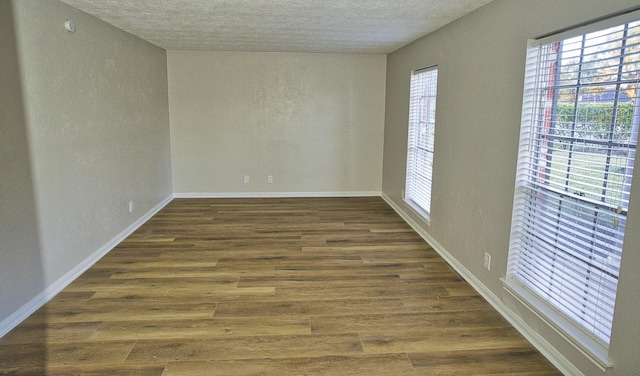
[405,67,438,217]
[507,16,640,349]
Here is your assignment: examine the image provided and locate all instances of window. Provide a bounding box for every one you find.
[507,13,640,355]
[405,67,438,218]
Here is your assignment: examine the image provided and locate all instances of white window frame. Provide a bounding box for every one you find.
[505,10,640,366]
[405,66,438,220]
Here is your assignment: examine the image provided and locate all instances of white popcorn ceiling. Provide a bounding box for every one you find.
[58,0,493,53]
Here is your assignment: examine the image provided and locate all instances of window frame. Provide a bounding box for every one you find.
[505,11,640,366]
[404,66,439,220]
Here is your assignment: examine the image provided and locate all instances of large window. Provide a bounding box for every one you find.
[405,67,438,218]
[507,13,639,356]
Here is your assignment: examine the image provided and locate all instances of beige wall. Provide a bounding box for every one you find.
[0,0,173,328]
[381,1,640,375]
[168,51,386,196]
[0,0,44,326]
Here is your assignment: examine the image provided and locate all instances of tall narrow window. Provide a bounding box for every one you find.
[507,13,640,356]
[405,67,438,218]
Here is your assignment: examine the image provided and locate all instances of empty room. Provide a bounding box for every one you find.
[1,0,639,375]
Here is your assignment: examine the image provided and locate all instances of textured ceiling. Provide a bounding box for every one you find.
[57,0,493,54]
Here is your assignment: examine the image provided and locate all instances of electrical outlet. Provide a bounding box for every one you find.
[484,252,491,270]
[243,175,250,184]
[128,201,134,213]
[267,175,273,183]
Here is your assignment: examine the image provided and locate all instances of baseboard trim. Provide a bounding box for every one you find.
[173,191,382,198]
[0,194,173,339]
[381,193,583,376]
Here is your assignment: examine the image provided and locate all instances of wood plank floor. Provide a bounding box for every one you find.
[0,197,561,375]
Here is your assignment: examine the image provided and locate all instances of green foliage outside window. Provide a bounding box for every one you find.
[553,102,635,141]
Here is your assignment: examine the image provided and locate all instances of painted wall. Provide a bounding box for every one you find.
[381,1,640,375]
[0,0,44,327]
[168,51,386,196]
[0,0,173,327]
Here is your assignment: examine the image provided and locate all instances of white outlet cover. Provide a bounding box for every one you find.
[484,253,491,270]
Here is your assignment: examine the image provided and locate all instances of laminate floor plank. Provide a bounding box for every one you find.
[91,260,219,270]
[273,261,427,271]
[108,268,224,279]
[92,316,311,340]
[274,283,451,300]
[63,277,238,293]
[302,244,435,253]
[4,363,167,376]
[164,286,276,300]
[214,298,407,317]
[310,310,512,334]
[125,333,363,362]
[360,326,531,354]
[22,297,217,324]
[408,347,561,375]
[0,340,136,368]
[441,281,484,297]
[400,295,497,313]
[0,322,102,344]
[237,274,405,289]
[0,197,560,375]
[162,354,419,376]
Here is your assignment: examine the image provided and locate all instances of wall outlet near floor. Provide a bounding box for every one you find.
[484,252,491,270]
[128,201,134,213]
[267,175,273,183]
[243,175,250,184]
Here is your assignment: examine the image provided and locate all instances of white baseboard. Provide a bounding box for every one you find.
[0,194,173,339]
[381,192,582,376]
[173,191,382,198]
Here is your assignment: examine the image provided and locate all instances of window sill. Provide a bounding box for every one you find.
[502,277,612,371]
[403,198,430,224]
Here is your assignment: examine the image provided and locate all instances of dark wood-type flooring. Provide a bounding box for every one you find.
[0,197,561,375]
